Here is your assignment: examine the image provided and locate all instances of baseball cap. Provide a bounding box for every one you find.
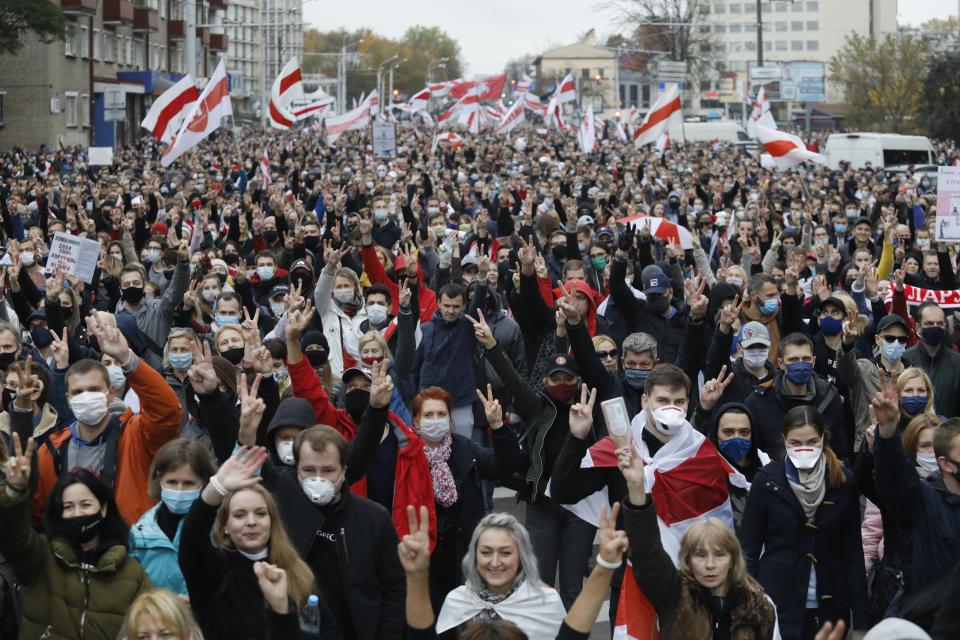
[545,353,579,377]
[877,314,909,333]
[270,285,290,300]
[290,259,310,273]
[740,321,771,348]
[642,268,670,295]
[854,216,872,229]
[460,254,479,268]
[820,296,847,315]
[863,618,930,640]
[577,214,595,227]
[341,365,373,384]
[595,226,614,238]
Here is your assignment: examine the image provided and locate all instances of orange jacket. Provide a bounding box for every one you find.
[32,357,183,526]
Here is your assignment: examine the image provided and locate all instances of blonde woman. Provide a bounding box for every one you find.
[121,589,205,640]
[592,334,620,372]
[896,367,936,423]
[314,245,369,382]
[178,446,315,640]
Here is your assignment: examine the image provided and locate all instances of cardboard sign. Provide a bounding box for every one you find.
[372,122,397,158]
[45,232,101,284]
[936,165,960,242]
[88,147,114,166]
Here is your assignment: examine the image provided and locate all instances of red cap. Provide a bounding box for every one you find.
[150,222,167,236]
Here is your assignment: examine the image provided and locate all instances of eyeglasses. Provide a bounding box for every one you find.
[881,335,908,344]
[596,349,619,360]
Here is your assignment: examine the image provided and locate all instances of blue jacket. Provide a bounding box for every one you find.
[128,503,187,595]
[740,461,869,639]
[413,311,477,406]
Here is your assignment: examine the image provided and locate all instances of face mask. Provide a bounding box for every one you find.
[306,350,328,367]
[418,418,450,443]
[202,289,220,304]
[263,230,278,244]
[546,381,579,404]
[30,324,53,348]
[272,368,289,384]
[365,180,375,190]
[122,286,145,304]
[224,253,240,265]
[459,223,473,234]
[267,301,285,318]
[301,474,341,506]
[374,210,388,223]
[784,361,814,386]
[109,253,123,261]
[20,251,35,266]
[257,266,276,281]
[916,452,938,473]
[275,440,295,465]
[901,395,928,415]
[106,364,126,391]
[168,351,193,371]
[303,236,320,251]
[161,487,200,515]
[550,245,566,260]
[59,511,104,544]
[623,368,650,390]
[786,446,822,470]
[2,387,17,412]
[333,288,355,303]
[834,223,847,234]
[742,348,769,370]
[651,405,687,436]
[216,315,239,326]
[578,242,588,253]
[367,303,389,326]
[760,298,779,315]
[220,347,244,365]
[163,268,175,280]
[146,249,161,262]
[646,294,670,314]
[726,276,744,289]
[921,326,945,347]
[916,238,931,250]
[432,225,447,239]
[343,388,370,422]
[719,437,751,462]
[881,340,905,362]
[0,352,15,369]
[819,316,843,337]
[591,256,608,270]
[69,391,109,425]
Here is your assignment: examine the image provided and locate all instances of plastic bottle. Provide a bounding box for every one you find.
[300,594,320,635]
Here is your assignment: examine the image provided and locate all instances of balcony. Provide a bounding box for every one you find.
[209,33,228,51]
[197,27,211,47]
[133,7,159,32]
[168,20,185,40]
[209,0,228,9]
[60,0,97,15]
[102,0,134,25]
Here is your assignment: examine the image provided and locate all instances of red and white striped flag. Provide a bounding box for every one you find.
[634,84,682,147]
[495,99,526,135]
[453,86,482,134]
[429,81,453,97]
[407,87,431,111]
[747,86,776,138]
[293,97,334,122]
[756,124,826,169]
[141,76,200,144]
[514,73,533,95]
[553,73,577,104]
[259,149,271,188]
[523,92,546,116]
[322,90,378,144]
[578,104,596,153]
[161,60,232,167]
[655,130,670,156]
[269,58,305,130]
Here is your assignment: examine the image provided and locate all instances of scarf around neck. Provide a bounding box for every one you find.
[785,455,826,522]
[424,433,458,508]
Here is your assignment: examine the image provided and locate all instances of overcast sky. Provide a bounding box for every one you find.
[303,0,956,77]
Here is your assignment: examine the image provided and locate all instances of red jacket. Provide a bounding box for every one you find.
[361,244,438,324]
[288,356,437,548]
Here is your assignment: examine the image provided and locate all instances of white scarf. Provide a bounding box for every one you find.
[436,580,566,640]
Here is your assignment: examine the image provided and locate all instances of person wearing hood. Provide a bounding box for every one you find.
[704,319,778,409]
[263,397,315,467]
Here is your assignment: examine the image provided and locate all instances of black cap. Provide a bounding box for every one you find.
[877,314,909,333]
[545,353,579,377]
[853,216,872,229]
[820,296,847,315]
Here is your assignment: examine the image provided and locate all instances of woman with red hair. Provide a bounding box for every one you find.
[410,385,516,611]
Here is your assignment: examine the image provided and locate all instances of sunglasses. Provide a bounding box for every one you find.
[881,335,908,344]
[597,349,619,360]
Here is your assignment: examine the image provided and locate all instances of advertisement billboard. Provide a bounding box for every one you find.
[748,61,825,103]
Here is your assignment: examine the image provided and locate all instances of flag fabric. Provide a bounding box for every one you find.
[746,87,776,138]
[578,104,596,153]
[448,74,507,101]
[406,87,431,111]
[655,131,670,156]
[634,85,682,147]
[162,60,232,167]
[322,91,378,144]
[523,92,546,116]
[614,116,628,142]
[292,97,334,121]
[495,99,526,135]
[429,81,454,97]
[544,95,567,131]
[514,73,533,95]
[620,215,695,249]
[452,86,482,134]
[259,149,271,189]
[756,125,826,169]
[141,75,200,144]
[553,73,577,104]
[269,58,305,129]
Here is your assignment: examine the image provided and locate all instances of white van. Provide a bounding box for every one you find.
[824,133,936,170]
[668,121,751,146]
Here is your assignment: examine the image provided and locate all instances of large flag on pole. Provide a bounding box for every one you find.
[269,58,305,129]
[322,91,378,144]
[161,60,232,167]
[746,86,776,138]
[634,84,682,147]
[495,99,526,135]
[578,103,596,153]
[756,125,826,169]
[141,76,200,144]
[553,73,577,104]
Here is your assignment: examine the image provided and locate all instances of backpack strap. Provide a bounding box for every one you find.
[0,555,22,632]
[98,422,123,491]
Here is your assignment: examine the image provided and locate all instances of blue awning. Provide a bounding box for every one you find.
[117,71,186,95]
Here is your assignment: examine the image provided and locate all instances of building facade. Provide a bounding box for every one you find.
[535,32,618,115]
[0,0,229,151]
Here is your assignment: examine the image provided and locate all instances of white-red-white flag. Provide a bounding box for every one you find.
[634,84,682,147]
[161,60,232,167]
[747,86,776,138]
[756,124,826,169]
[453,86,482,134]
[322,91,378,144]
[448,74,507,101]
[578,104,596,153]
[269,58,305,129]
[655,130,670,155]
[553,73,576,104]
[407,87,431,111]
[523,92,546,116]
[259,149,271,188]
[513,73,533,95]
[494,99,525,135]
[429,81,453,97]
[141,76,200,144]
[292,97,334,122]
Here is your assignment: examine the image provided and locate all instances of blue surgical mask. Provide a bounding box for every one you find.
[819,316,843,337]
[881,340,905,363]
[901,395,928,416]
[834,223,847,234]
[785,361,814,386]
[623,368,651,390]
[216,315,240,326]
[161,487,201,515]
[374,209,388,223]
[168,352,193,371]
[718,437,751,462]
[760,298,779,315]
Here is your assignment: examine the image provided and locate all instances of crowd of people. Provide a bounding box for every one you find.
[0,120,959,640]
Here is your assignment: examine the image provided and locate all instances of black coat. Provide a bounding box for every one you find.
[740,462,869,640]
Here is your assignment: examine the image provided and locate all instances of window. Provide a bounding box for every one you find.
[80,94,90,128]
[744,2,756,12]
[792,20,803,30]
[715,24,727,33]
[619,84,625,105]
[596,68,605,78]
[745,41,756,51]
[806,0,818,9]
[730,23,742,33]
[745,22,756,32]
[806,20,819,30]
[103,31,113,62]
[775,40,788,51]
[65,92,78,127]
[764,41,771,51]
[775,2,787,11]
[792,1,803,10]
[134,38,145,68]
[714,2,726,13]
[65,22,78,56]
[581,68,590,80]
[80,25,89,58]
[641,84,651,107]
[791,40,803,50]
[776,21,788,31]
[700,25,711,33]
[730,3,741,13]
[629,84,638,106]
[92,29,100,60]
[807,40,819,50]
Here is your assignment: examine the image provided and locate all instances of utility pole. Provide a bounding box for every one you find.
[185,0,197,77]
[756,0,763,66]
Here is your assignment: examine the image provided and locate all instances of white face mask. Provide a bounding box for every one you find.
[20,251,35,267]
[202,289,220,304]
[257,266,276,281]
[367,303,389,326]
[333,288,355,303]
[106,364,126,391]
[276,440,295,466]
[651,405,687,437]
[742,348,769,370]
[418,418,450,443]
[69,391,109,426]
[270,302,285,317]
[916,452,938,473]
[300,473,342,506]
[786,446,822,470]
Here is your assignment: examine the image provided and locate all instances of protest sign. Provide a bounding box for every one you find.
[936,165,960,242]
[373,122,397,158]
[45,232,101,284]
[88,147,114,166]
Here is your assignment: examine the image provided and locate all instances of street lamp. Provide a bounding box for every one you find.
[388,58,406,105]
[427,57,448,83]
[376,54,400,101]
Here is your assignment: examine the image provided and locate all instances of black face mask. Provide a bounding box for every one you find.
[264,230,279,244]
[221,347,245,365]
[2,387,16,412]
[59,512,103,544]
[0,352,16,369]
[30,324,53,348]
[303,236,320,251]
[646,294,670,314]
[224,253,240,266]
[343,388,370,422]
[163,269,175,280]
[306,350,328,367]
[550,245,566,260]
[122,286,145,304]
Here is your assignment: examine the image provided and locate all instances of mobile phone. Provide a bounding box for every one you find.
[601,397,632,448]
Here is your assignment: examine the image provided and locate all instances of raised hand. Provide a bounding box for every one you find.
[597,503,628,567]
[533,254,548,278]
[700,364,735,411]
[3,433,34,494]
[617,442,646,505]
[685,276,708,320]
[187,341,220,394]
[10,356,42,410]
[49,327,70,370]
[250,344,274,375]
[214,445,268,493]
[465,308,496,349]
[85,313,131,363]
[556,281,582,325]
[324,239,350,272]
[718,295,741,330]
[284,281,305,313]
[240,307,262,353]
[476,383,503,429]
[841,319,860,345]
[397,505,431,575]
[286,303,315,339]
[253,562,290,614]
[569,385,597,439]
[517,236,537,272]
[871,370,900,438]
[398,278,412,309]
[617,224,636,252]
[893,268,905,292]
[369,359,394,409]
[238,373,265,444]
[45,271,65,300]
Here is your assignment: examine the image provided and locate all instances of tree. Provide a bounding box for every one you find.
[920,18,960,140]
[828,32,928,133]
[0,0,65,55]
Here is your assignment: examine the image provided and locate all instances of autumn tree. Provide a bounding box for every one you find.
[921,18,960,140]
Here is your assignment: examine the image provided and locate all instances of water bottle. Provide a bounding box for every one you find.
[300,594,320,635]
